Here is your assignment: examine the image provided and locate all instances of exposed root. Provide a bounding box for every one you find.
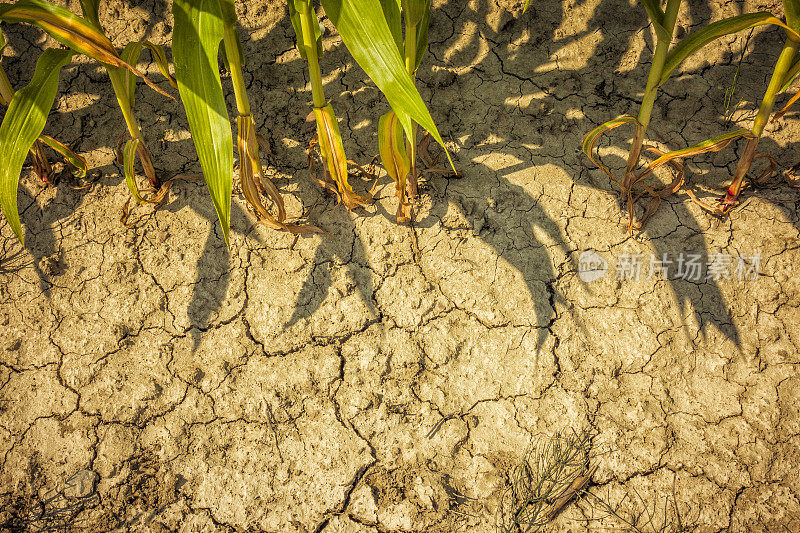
[686,150,777,216]
[119,174,197,228]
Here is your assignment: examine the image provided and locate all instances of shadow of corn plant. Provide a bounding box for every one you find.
[281,0,578,350]
[357,0,743,346]
[429,0,799,349]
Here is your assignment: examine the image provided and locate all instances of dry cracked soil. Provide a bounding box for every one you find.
[2,0,800,531]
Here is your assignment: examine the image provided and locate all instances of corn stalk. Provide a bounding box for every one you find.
[290,0,371,209]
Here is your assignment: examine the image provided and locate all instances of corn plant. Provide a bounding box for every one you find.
[0,47,73,245]
[0,0,171,244]
[76,0,176,203]
[173,0,319,246]
[222,2,318,235]
[658,1,800,215]
[374,0,430,222]
[0,0,452,246]
[292,0,454,222]
[289,0,372,211]
[344,0,455,223]
[172,0,452,243]
[0,30,86,185]
[582,1,799,231]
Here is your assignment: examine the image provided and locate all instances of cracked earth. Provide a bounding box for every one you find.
[2,0,800,531]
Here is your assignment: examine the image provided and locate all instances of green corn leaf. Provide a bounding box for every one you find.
[0,48,72,244]
[0,30,14,107]
[402,0,431,70]
[37,134,87,177]
[378,0,402,55]
[0,0,170,98]
[115,41,178,107]
[659,12,800,87]
[123,138,145,204]
[288,0,303,56]
[0,73,12,106]
[780,54,800,91]
[119,41,143,109]
[522,0,532,13]
[401,0,427,27]
[172,0,233,245]
[288,0,322,61]
[78,0,99,27]
[321,0,452,169]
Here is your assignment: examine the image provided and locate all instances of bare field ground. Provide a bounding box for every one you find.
[1,0,800,531]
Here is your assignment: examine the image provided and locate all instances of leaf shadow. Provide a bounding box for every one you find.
[415,0,800,349]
